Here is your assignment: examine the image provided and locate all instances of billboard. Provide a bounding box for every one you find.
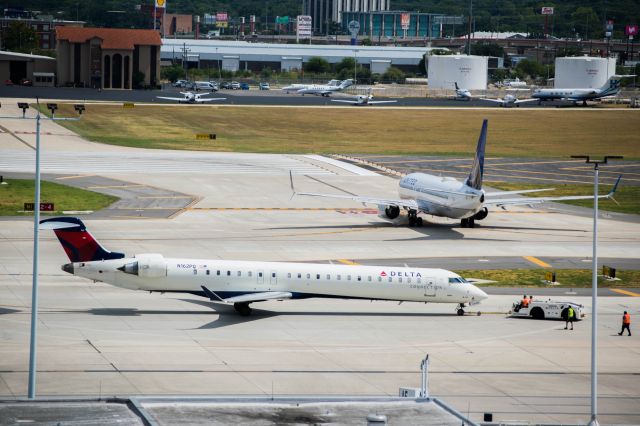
[204,13,216,25]
[155,0,166,9]
[541,7,554,15]
[216,12,228,22]
[401,13,410,30]
[297,15,312,38]
[626,24,638,37]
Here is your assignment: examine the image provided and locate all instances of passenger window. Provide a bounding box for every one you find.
[193,269,197,275]
[347,275,351,280]
[388,277,392,283]
[326,274,330,280]
[217,270,220,276]
[206,270,210,275]
[258,272,263,277]
[378,277,382,282]
[357,276,361,281]
[306,273,310,279]
[227,271,231,276]
[367,276,371,282]
[287,273,291,278]
[272,272,276,278]
[407,278,411,284]
[337,275,341,280]
[316,274,320,280]
[248,271,252,277]
[417,278,421,283]
[237,271,241,277]
[398,277,402,283]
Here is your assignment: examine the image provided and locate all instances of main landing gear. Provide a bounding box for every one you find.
[234,302,252,316]
[408,210,423,227]
[461,217,475,228]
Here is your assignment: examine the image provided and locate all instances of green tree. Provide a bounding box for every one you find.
[160,64,185,83]
[382,67,405,83]
[570,7,600,39]
[514,59,545,79]
[556,47,583,57]
[4,21,37,52]
[470,43,505,58]
[304,56,330,73]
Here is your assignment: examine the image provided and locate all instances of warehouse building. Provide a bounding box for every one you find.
[161,39,443,74]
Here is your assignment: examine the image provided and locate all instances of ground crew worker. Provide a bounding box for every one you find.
[618,311,631,336]
[521,295,529,309]
[565,306,575,330]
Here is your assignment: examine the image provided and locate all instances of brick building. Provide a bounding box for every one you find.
[56,27,161,89]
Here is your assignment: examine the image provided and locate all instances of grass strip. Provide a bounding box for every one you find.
[454,269,640,288]
[0,179,118,216]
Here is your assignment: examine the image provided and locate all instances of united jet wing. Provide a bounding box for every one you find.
[486,176,622,207]
[295,191,419,209]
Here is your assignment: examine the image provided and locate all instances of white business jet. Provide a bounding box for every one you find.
[331,88,398,106]
[532,75,633,106]
[156,92,226,104]
[481,93,537,107]
[41,217,488,317]
[282,79,341,93]
[297,79,354,96]
[294,120,622,228]
[453,82,472,100]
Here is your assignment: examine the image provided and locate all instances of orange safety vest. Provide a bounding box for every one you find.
[623,313,631,325]
[522,298,529,307]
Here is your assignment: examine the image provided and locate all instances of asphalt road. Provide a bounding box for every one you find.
[0,85,580,108]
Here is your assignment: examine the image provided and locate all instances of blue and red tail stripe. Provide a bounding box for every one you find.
[40,217,125,262]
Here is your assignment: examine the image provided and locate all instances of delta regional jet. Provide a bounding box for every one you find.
[295,120,622,228]
[41,217,488,317]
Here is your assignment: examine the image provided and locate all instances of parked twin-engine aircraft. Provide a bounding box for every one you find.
[156,92,226,104]
[481,93,537,107]
[531,75,630,105]
[297,79,354,96]
[41,217,488,316]
[294,120,622,228]
[454,82,472,100]
[331,88,398,106]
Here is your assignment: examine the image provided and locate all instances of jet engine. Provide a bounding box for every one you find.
[118,254,167,278]
[474,207,488,221]
[379,205,400,220]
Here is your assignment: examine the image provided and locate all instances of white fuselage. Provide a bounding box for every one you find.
[399,173,484,219]
[69,255,487,305]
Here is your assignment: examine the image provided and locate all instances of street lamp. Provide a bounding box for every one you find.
[570,155,623,426]
[353,49,358,86]
[0,101,84,399]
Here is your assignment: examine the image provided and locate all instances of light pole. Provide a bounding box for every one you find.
[571,155,623,426]
[353,49,358,87]
[2,101,84,399]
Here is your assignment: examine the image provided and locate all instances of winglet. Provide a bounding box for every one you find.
[607,175,622,197]
[454,82,459,90]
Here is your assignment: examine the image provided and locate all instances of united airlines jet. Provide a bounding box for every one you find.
[41,217,488,316]
[295,120,621,228]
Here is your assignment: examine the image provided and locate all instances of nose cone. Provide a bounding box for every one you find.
[61,263,74,274]
[472,286,488,302]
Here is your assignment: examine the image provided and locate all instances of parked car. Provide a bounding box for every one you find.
[172,79,188,88]
[259,82,270,90]
[195,81,218,91]
[20,78,33,86]
[240,82,250,90]
[220,81,232,89]
[230,81,241,90]
[4,79,13,86]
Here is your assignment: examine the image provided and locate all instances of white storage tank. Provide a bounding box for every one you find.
[427,55,488,90]
[554,57,616,88]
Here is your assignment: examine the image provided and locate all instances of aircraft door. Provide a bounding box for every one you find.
[257,270,264,285]
[424,278,436,297]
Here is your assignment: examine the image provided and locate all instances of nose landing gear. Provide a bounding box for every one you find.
[456,304,466,316]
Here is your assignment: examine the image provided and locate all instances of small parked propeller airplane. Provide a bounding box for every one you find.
[331,88,398,106]
[156,92,226,104]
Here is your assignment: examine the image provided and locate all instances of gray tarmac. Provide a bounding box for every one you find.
[1,98,639,425]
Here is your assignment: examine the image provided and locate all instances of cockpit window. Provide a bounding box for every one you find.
[448,277,468,284]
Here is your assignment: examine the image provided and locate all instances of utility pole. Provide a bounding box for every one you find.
[466,0,473,55]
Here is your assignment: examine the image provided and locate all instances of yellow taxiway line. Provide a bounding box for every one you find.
[610,289,640,297]
[523,256,552,268]
[337,259,361,266]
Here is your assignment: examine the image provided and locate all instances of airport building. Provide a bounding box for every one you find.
[56,27,162,89]
[340,11,457,40]
[161,39,443,74]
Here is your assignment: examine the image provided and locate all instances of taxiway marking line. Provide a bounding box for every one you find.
[487,160,587,167]
[88,184,146,189]
[337,259,360,265]
[610,289,640,297]
[524,256,551,268]
[137,196,193,199]
[55,174,97,180]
